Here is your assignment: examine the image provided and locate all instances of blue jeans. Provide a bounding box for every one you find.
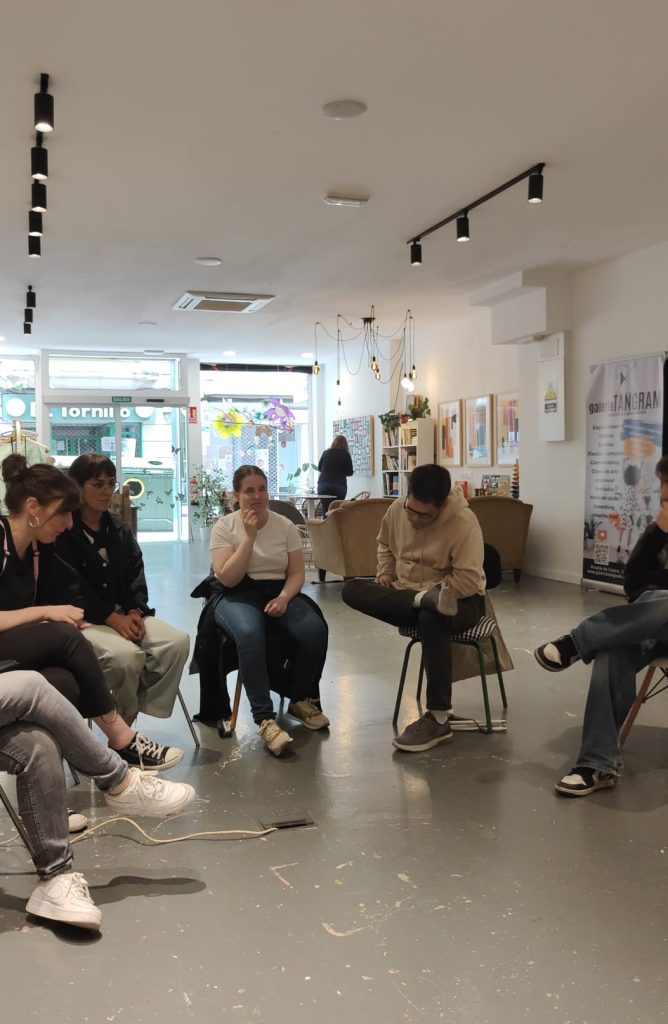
[213,582,328,724]
[571,591,668,774]
[0,670,128,878]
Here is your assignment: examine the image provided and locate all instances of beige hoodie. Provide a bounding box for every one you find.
[376,491,486,597]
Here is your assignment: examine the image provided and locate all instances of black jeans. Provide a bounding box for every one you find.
[317,481,347,514]
[342,579,485,709]
[0,622,115,718]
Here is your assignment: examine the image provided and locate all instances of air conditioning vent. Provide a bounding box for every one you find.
[173,291,275,314]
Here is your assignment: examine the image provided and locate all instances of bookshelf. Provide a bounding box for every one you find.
[382,417,435,497]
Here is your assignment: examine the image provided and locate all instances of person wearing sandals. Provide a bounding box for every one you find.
[534,454,668,797]
[0,664,195,931]
[0,454,181,771]
[56,454,190,734]
[210,465,329,756]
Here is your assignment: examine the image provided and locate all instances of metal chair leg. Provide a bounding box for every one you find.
[489,635,507,709]
[475,643,493,734]
[177,688,201,749]
[230,673,243,732]
[393,639,419,727]
[416,656,425,704]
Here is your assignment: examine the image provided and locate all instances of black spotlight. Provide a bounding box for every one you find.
[26,285,36,308]
[28,236,41,258]
[28,210,43,237]
[24,308,34,324]
[31,133,48,181]
[456,213,470,241]
[31,180,47,213]
[34,73,54,133]
[528,170,543,203]
[410,241,422,266]
[23,322,32,335]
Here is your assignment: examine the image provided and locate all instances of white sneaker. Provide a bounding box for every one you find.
[104,767,195,818]
[26,871,101,931]
[67,812,88,834]
[259,719,293,756]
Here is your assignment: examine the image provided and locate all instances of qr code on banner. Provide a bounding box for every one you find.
[593,542,610,566]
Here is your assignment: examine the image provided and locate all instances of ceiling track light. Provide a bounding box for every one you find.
[456,213,470,242]
[28,236,41,258]
[34,73,54,133]
[24,307,33,324]
[28,210,43,237]
[407,161,545,265]
[31,132,48,181]
[26,285,36,308]
[31,180,47,212]
[528,169,543,203]
[23,322,32,335]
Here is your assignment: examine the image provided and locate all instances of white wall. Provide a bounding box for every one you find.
[414,239,668,583]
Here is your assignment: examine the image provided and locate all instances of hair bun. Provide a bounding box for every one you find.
[1,452,29,484]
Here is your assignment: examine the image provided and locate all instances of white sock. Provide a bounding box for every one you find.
[429,709,450,725]
[413,590,429,607]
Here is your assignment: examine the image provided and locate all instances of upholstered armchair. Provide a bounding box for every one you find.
[306,498,394,581]
[467,496,533,581]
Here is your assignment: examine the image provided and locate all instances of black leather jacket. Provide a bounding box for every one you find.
[55,511,153,623]
[624,522,668,602]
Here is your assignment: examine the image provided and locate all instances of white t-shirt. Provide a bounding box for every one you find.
[210,510,302,580]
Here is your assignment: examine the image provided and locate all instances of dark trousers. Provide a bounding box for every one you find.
[0,622,115,718]
[342,579,485,709]
[213,580,328,724]
[317,481,347,514]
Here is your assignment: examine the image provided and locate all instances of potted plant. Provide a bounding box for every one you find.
[407,395,431,419]
[285,462,318,493]
[583,515,601,550]
[189,466,229,539]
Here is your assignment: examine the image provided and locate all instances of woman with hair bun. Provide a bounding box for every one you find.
[0,454,181,771]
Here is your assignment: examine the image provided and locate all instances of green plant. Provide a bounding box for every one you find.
[189,465,229,525]
[285,462,318,492]
[407,396,431,419]
[379,411,401,431]
[583,515,601,541]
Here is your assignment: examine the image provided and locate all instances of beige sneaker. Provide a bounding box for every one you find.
[259,719,293,756]
[287,699,330,731]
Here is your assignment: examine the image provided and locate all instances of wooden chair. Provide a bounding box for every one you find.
[393,544,508,734]
[619,655,668,746]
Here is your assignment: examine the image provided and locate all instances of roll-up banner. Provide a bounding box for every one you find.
[582,353,665,592]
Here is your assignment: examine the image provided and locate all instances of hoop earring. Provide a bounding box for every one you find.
[28,515,40,528]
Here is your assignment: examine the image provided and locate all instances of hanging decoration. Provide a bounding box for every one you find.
[313,308,418,408]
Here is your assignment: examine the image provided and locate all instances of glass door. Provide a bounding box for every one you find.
[46,401,188,541]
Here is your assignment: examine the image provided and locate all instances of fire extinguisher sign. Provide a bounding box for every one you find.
[188,405,198,425]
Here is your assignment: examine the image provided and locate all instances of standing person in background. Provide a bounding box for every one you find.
[317,435,353,514]
[56,454,190,753]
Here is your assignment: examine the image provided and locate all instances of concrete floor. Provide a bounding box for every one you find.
[2,541,668,1023]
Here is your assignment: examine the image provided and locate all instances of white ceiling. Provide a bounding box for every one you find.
[2,0,668,365]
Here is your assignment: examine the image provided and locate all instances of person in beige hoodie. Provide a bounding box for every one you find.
[342,464,486,752]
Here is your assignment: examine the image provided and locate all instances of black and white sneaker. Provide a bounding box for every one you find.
[534,634,580,672]
[115,732,183,772]
[554,767,615,797]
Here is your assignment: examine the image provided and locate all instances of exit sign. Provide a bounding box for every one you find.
[111,396,132,404]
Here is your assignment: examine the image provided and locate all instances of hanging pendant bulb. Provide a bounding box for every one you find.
[410,364,417,380]
[312,360,320,375]
[400,372,411,390]
[370,354,378,372]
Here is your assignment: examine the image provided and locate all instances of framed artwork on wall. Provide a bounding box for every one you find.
[437,399,462,467]
[495,392,520,465]
[464,395,492,467]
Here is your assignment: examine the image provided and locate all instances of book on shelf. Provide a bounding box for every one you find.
[383,429,398,446]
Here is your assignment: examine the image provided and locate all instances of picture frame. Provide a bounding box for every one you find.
[464,395,492,467]
[495,392,520,465]
[437,399,462,467]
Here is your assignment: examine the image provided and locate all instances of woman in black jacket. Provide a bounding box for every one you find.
[0,454,180,770]
[317,435,353,513]
[56,455,190,733]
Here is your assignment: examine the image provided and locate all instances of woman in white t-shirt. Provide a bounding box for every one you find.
[210,465,329,756]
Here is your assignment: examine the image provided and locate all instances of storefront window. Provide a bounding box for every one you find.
[0,357,37,431]
[200,368,312,492]
[48,354,182,392]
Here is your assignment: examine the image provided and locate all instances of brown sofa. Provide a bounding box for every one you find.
[307,498,395,581]
[467,496,533,581]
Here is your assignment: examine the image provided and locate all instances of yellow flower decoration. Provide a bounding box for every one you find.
[212,409,251,438]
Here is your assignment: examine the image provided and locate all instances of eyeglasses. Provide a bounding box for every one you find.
[84,480,119,493]
[403,498,437,521]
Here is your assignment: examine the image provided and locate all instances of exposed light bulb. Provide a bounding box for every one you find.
[400,374,411,390]
[410,365,417,380]
[312,361,320,375]
[406,380,416,393]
